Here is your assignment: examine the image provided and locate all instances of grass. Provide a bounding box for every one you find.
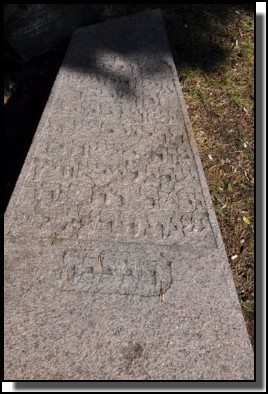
[182,22,254,343]
[4,5,254,344]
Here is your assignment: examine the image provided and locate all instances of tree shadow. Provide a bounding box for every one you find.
[102,4,255,73]
[4,4,254,212]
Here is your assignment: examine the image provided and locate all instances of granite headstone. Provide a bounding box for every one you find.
[4,10,254,380]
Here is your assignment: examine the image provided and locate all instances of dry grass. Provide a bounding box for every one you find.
[176,8,255,345]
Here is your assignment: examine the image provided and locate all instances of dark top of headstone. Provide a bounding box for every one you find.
[4,4,104,62]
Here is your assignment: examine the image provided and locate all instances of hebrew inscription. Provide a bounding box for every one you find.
[54,248,173,297]
[7,121,215,246]
[5,13,217,248]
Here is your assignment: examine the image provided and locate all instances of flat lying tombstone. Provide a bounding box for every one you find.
[4,10,253,380]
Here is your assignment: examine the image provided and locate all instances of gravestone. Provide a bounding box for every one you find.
[4,10,254,380]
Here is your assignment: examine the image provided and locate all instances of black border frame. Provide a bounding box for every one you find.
[3,5,265,392]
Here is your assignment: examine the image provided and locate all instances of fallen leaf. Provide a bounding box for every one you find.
[227,183,233,192]
[243,216,251,225]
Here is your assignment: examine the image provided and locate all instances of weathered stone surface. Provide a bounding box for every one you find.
[4,10,253,380]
